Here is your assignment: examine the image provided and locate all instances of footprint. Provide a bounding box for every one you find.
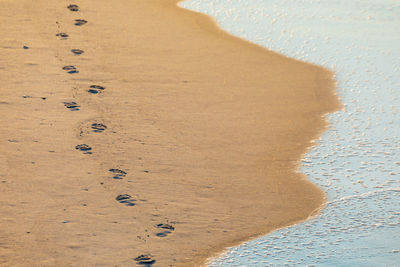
[87,85,105,94]
[71,49,84,55]
[63,101,80,111]
[75,144,92,154]
[91,123,107,133]
[74,19,87,26]
[67,4,79,11]
[56,33,69,39]
[22,96,46,100]
[155,232,169,237]
[155,223,175,237]
[62,65,79,74]
[109,168,127,179]
[134,254,156,266]
[116,194,136,206]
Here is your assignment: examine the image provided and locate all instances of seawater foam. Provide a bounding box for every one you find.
[180,0,400,266]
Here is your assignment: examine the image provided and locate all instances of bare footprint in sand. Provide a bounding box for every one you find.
[109,168,127,179]
[63,101,80,111]
[91,123,107,133]
[56,32,69,39]
[62,65,79,74]
[116,194,136,206]
[71,49,84,55]
[75,144,92,154]
[74,19,87,26]
[155,223,175,237]
[134,254,156,266]
[88,85,105,94]
[67,4,79,12]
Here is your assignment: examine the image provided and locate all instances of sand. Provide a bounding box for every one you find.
[0,0,341,266]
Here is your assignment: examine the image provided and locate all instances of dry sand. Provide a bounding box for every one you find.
[0,0,341,266]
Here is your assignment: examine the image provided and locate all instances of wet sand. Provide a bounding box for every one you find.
[0,0,340,266]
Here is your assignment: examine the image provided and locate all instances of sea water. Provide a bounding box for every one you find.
[179,0,400,266]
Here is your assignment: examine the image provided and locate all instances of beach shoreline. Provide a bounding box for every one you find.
[0,0,340,266]
[190,1,399,265]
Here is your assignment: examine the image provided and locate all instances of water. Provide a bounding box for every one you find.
[179,0,400,265]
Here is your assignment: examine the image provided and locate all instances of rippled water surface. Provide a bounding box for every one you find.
[180,0,400,265]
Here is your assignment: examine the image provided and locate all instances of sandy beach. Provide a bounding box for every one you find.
[0,0,340,266]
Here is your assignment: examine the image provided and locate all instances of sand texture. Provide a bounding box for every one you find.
[0,0,341,266]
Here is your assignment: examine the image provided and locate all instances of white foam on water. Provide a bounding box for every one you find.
[179,0,400,266]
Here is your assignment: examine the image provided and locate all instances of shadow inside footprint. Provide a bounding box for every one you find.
[62,65,78,74]
[134,254,156,266]
[116,194,136,206]
[75,144,92,154]
[155,232,169,237]
[56,33,69,39]
[109,168,127,179]
[91,123,107,133]
[74,19,87,26]
[67,4,79,11]
[63,101,80,111]
[155,223,175,237]
[88,85,105,94]
[71,49,84,55]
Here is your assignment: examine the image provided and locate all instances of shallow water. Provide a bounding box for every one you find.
[180,0,400,265]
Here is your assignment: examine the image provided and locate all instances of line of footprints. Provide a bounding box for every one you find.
[58,4,177,265]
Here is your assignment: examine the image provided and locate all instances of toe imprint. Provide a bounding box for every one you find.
[71,49,84,55]
[134,254,156,266]
[56,33,69,39]
[63,101,80,111]
[155,223,175,237]
[88,85,106,94]
[74,19,87,26]
[67,4,79,11]
[116,194,136,206]
[75,144,92,154]
[91,123,107,133]
[156,223,175,231]
[109,168,127,179]
[62,65,79,74]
